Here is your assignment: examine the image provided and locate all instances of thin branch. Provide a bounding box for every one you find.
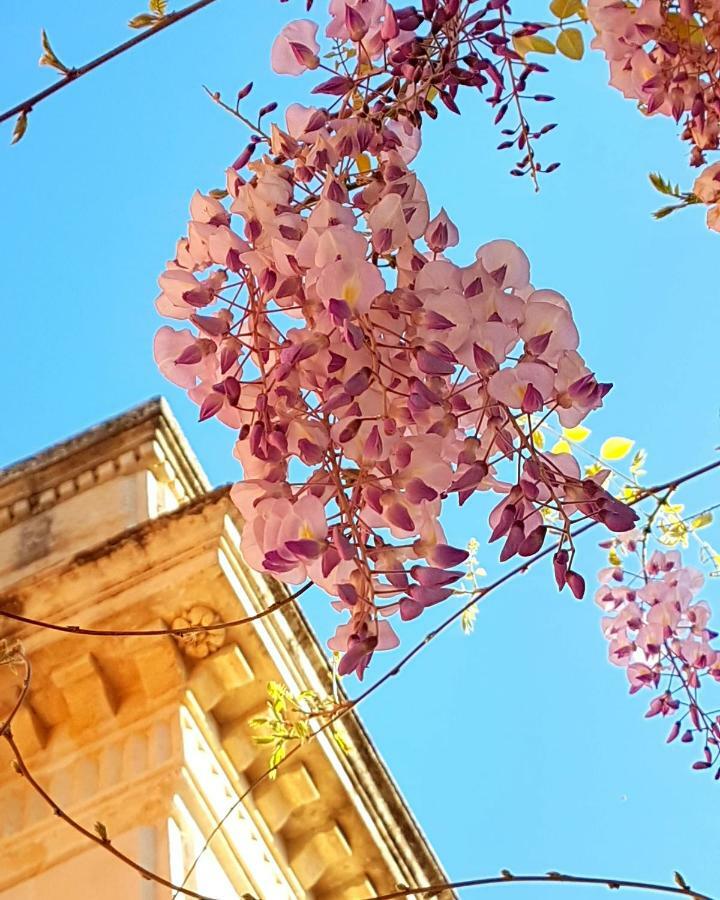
[497,8,541,192]
[0,654,31,738]
[175,457,720,888]
[367,873,715,899]
[0,0,220,129]
[1,658,213,898]
[9,458,720,899]
[172,733,308,897]
[2,731,217,900]
[0,582,312,638]
[350,457,720,710]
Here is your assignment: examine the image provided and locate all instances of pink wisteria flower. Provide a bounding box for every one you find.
[588,0,720,172]
[271,20,320,75]
[154,0,639,680]
[597,540,720,776]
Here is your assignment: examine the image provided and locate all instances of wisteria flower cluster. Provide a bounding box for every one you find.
[588,0,720,222]
[154,0,637,679]
[597,535,720,775]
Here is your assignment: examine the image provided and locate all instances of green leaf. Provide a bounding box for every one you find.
[600,436,635,461]
[270,744,287,769]
[11,111,28,145]
[128,13,159,28]
[209,188,228,200]
[292,720,310,740]
[556,28,584,60]
[332,728,351,755]
[629,448,647,475]
[649,172,681,198]
[550,0,583,17]
[653,203,686,219]
[94,821,110,842]
[39,29,70,74]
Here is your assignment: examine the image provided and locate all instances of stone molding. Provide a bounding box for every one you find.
[0,402,454,899]
[0,398,209,532]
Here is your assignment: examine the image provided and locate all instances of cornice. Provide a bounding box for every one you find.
[0,397,210,531]
[0,444,454,899]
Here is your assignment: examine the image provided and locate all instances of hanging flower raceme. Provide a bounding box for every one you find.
[596,536,720,777]
[153,0,636,679]
[588,0,720,167]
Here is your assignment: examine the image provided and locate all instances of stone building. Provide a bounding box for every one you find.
[0,399,451,900]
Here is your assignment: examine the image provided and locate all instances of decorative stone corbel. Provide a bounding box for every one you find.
[290,821,353,889]
[253,762,321,832]
[50,652,118,734]
[171,605,226,659]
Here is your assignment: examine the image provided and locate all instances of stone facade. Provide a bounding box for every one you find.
[0,399,451,900]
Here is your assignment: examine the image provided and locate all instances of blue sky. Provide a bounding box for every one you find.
[3,2,720,897]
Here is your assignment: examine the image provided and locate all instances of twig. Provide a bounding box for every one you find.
[367,872,715,899]
[0,583,311,638]
[10,458,720,899]
[0,0,219,129]
[351,457,720,709]
[497,7,540,192]
[177,457,720,888]
[1,655,213,897]
[0,654,31,738]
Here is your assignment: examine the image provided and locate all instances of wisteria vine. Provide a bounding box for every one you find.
[598,534,720,775]
[149,0,720,779]
[154,0,637,681]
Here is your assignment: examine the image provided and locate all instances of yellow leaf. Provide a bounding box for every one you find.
[512,35,531,58]
[550,0,583,17]
[551,439,572,455]
[513,34,556,58]
[557,28,585,60]
[356,153,371,174]
[600,436,635,461]
[532,430,545,449]
[562,425,591,443]
[666,13,705,47]
[692,511,713,530]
